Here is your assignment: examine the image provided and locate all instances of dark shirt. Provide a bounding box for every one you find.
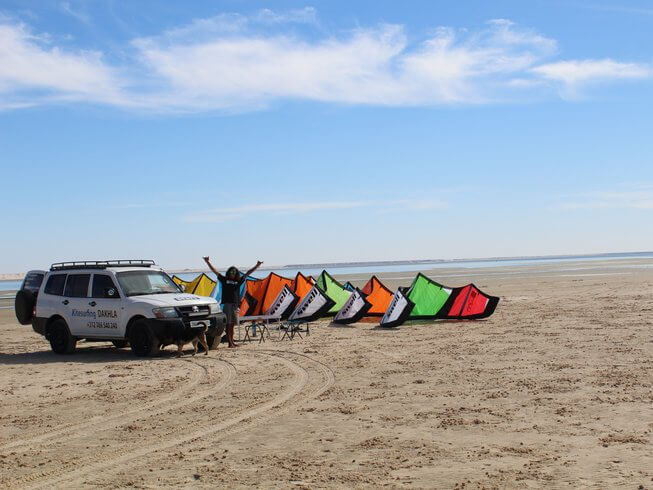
[218,274,244,305]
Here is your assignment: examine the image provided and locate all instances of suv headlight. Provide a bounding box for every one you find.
[152,307,179,319]
[209,303,221,315]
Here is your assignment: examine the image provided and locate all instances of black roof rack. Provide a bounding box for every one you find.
[50,260,156,271]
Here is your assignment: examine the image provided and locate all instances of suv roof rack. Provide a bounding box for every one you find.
[50,260,156,271]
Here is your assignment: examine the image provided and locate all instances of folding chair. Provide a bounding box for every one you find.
[239,315,281,344]
[280,320,310,341]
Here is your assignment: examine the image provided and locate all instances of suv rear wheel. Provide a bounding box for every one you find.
[129,320,159,357]
[48,319,76,354]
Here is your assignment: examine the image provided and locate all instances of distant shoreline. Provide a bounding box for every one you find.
[2,250,652,282]
[0,273,24,282]
[166,251,653,275]
[163,251,653,275]
[279,251,653,269]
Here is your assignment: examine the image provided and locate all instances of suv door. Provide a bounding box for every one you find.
[88,273,123,338]
[62,273,92,336]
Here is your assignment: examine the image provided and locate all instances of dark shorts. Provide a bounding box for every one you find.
[223,303,240,325]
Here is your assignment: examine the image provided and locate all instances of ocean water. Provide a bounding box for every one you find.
[2,252,652,292]
[171,252,653,282]
[0,280,22,292]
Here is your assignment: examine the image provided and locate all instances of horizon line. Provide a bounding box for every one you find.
[1,250,652,279]
[165,250,653,274]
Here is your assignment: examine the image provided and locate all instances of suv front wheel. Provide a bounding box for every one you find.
[48,319,77,354]
[129,320,159,357]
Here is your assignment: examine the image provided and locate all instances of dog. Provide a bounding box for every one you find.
[174,324,210,356]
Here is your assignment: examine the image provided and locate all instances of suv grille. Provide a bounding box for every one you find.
[177,305,210,319]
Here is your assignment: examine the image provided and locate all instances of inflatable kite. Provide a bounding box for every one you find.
[380,288,415,328]
[379,273,499,327]
[315,270,352,314]
[288,284,335,322]
[361,276,394,316]
[437,283,500,320]
[182,268,498,326]
[240,292,258,317]
[333,288,372,324]
[332,275,395,324]
[267,285,299,319]
[291,272,315,304]
[172,273,217,297]
[240,272,293,316]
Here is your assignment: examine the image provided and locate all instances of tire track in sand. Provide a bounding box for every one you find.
[0,358,211,454]
[1,356,237,489]
[144,349,336,461]
[21,350,334,490]
[178,349,336,457]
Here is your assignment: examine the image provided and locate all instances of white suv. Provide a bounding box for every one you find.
[14,260,226,356]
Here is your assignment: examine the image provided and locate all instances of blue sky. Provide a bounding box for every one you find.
[1,1,652,273]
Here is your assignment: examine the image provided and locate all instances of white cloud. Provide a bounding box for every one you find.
[133,18,560,110]
[183,196,450,223]
[390,198,448,211]
[254,7,318,25]
[60,2,91,24]
[0,21,128,106]
[532,59,652,89]
[184,200,372,223]
[559,186,653,210]
[154,14,248,42]
[144,7,317,46]
[0,12,651,112]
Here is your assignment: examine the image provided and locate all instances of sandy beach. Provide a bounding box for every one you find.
[0,258,651,489]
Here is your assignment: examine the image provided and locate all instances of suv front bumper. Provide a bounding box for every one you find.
[145,313,226,344]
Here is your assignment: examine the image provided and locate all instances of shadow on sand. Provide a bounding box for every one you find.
[370,319,489,331]
[327,322,356,329]
[0,344,187,365]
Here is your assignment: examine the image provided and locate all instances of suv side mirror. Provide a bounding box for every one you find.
[105,288,119,299]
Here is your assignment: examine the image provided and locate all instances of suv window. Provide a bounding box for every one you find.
[116,271,180,297]
[64,274,90,298]
[44,274,67,296]
[22,272,45,293]
[92,274,120,299]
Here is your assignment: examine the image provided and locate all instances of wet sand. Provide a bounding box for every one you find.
[0,259,651,488]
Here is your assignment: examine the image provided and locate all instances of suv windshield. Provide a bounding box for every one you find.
[116,271,181,297]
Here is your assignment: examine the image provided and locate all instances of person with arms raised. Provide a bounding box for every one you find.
[203,256,263,348]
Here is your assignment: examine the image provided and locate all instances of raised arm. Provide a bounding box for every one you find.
[203,256,221,278]
[243,260,263,280]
